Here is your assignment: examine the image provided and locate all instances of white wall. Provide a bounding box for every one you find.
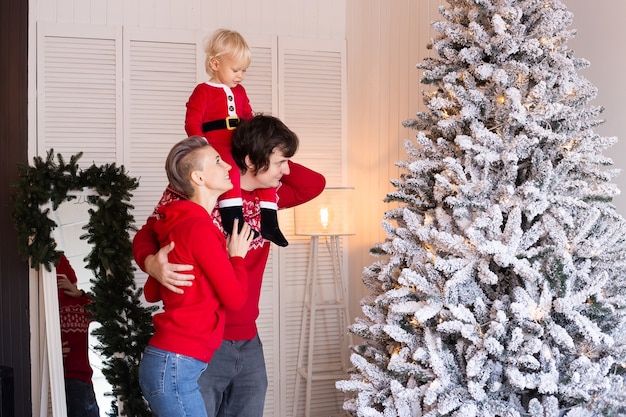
[565,0,626,217]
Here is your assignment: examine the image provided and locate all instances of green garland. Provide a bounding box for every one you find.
[12,150,156,417]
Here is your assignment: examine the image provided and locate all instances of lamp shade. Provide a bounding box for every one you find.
[294,187,355,236]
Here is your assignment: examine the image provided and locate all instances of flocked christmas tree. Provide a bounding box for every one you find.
[337,1,626,416]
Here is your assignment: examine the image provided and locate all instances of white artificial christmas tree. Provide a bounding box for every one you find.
[337,1,626,416]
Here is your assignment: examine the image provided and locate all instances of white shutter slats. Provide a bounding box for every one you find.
[279,37,347,417]
[245,39,276,115]
[38,27,120,166]
[124,31,197,225]
[279,41,345,187]
[37,23,123,413]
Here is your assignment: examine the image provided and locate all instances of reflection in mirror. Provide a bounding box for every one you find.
[52,197,113,415]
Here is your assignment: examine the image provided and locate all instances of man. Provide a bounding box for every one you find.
[132,114,325,416]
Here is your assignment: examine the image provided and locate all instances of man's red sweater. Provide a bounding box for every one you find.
[133,161,326,341]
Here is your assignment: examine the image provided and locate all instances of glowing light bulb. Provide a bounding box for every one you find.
[542,345,553,359]
[530,303,544,321]
[320,207,329,229]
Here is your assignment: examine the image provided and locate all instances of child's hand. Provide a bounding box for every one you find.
[227,218,254,259]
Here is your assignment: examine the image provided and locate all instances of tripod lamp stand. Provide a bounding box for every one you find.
[292,187,355,417]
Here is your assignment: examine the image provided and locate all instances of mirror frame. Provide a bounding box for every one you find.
[12,150,156,416]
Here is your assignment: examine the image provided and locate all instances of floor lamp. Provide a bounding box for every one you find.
[292,187,355,417]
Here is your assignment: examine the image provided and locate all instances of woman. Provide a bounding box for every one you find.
[138,136,253,417]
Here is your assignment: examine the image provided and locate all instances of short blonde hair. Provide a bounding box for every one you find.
[204,29,251,76]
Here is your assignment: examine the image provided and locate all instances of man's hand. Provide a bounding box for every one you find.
[144,241,195,294]
[57,275,82,298]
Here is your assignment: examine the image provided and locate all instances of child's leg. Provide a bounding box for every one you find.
[217,158,244,235]
[210,142,251,236]
[258,187,288,247]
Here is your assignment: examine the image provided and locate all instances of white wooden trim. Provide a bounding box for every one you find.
[39,201,67,417]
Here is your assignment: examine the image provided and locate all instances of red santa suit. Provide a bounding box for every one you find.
[185,82,286,245]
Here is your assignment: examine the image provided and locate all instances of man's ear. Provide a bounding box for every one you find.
[244,155,256,172]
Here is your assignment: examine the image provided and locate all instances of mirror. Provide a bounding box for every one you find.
[12,151,154,417]
[49,195,112,416]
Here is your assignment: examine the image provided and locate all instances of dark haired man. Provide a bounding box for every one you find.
[132,114,325,416]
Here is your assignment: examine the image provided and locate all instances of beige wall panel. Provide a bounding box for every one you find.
[346,0,444,321]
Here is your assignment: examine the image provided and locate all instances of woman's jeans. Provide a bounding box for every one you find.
[65,379,100,417]
[139,345,208,417]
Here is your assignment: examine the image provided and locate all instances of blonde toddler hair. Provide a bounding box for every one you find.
[204,28,251,76]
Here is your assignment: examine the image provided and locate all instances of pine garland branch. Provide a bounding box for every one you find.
[11,150,155,416]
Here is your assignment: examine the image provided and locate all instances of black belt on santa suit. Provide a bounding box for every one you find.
[202,116,241,132]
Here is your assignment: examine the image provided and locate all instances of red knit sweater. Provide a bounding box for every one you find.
[57,255,94,384]
[145,200,248,362]
[133,161,326,341]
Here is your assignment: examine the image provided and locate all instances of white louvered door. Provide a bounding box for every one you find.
[37,23,122,166]
[278,37,349,417]
[239,35,281,417]
[279,37,347,186]
[36,24,123,414]
[37,24,346,416]
[122,27,199,225]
